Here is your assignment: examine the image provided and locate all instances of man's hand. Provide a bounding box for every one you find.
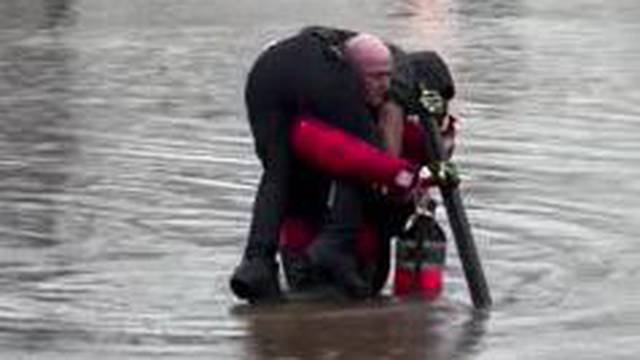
[427,161,460,189]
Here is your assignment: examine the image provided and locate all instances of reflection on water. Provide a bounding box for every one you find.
[0,8,77,249]
[234,299,488,360]
[1,0,640,359]
[0,0,75,34]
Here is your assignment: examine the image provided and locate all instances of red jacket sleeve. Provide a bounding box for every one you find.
[291,116,414,190]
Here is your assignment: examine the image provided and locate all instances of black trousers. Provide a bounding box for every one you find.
[243,30,381,259]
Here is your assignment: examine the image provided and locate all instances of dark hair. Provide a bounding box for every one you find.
[389,50,455,113]
[406,51,455,100]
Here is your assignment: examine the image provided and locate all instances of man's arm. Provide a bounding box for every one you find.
[377,101,405,157]
[290,116,416,192]
[377,100,459,164]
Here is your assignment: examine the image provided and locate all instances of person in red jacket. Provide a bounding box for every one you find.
[280,50,459,296]
[230,27,418,302]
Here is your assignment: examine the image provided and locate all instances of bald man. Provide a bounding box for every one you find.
[230,26,418,302]
[344,33,393,109]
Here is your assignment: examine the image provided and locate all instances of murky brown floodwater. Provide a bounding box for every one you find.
[1,0,639,359]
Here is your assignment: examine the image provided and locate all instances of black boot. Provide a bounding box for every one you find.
[307,238,370,298]
[230,257,282,303]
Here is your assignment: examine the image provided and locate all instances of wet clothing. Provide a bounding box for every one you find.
[280,117,437,294]
[238,24,458,297]
[276,50,459,295]
[290,118,413,190]
[243,27,382,262]
[283,117,418,293]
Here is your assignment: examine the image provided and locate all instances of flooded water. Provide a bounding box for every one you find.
[1,0,639,359]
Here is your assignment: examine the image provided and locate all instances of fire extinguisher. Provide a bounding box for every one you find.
[393,195,447,299]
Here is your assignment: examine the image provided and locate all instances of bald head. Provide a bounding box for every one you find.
[344,33,392,108]
[345,33,391,69]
